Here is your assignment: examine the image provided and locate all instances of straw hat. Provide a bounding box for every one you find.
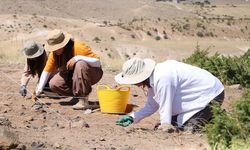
[115,58,156,85]
[44,29,72,52]
[21,40,44,59]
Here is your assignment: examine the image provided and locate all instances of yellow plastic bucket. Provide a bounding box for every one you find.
[97,85,130,114]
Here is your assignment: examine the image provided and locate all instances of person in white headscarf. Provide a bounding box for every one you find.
[115,58,224,132]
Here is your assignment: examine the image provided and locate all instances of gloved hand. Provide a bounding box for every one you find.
[157,123,176,133]
[19,85,27,97]
[116,116,133,127]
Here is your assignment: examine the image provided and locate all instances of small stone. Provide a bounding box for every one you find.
[31,142,44,149]
[70,120,88,128]
[3,103,10,106]
[84,109,92,115]
[0,116,11,126]
[16,144,27,150]
[49,110,59,113]
[32,102,43,111]
[54,143,61,149]
[2,109,8,113]
[28,117,34,121]
[132,94,138,97]
[52,122,59,128]
[20,112,25,116]
[0,128,19,149]
[21,105,26,110]
[32,126,38,129]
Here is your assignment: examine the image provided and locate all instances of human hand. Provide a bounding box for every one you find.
[66,58,77,70]
[35,89,41,97]
[19,85,27,97]
[116,116,133,127]
[158,123,175,133]
[32,91,38,102]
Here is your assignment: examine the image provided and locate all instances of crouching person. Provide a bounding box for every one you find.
[115,58,224,133]
[20,40,49,97]
[35,29,103,110]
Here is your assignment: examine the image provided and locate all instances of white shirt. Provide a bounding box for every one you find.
[130,60,224,126]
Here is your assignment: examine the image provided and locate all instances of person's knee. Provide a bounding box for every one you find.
[75,61,89,70]
[49,78,58,91]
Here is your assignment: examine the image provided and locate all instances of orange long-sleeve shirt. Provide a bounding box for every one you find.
[44,40,98,72]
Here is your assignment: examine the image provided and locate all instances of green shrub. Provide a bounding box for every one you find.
[183,45,250,88]
[93,37,101,43]
[197,31,204,37]
[147,31,152,36]
[155,36,161,40]
[204,90,250,150]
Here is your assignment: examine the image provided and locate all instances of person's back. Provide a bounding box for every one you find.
[154,60,224,125]
[155,60,223,100]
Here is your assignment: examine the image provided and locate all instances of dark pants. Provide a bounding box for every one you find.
[49,61,103,97]
[172,91,225,132]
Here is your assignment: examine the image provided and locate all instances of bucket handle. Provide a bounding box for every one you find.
[97,84,130,91]
[96,84,111,90]
[116,85,130,92]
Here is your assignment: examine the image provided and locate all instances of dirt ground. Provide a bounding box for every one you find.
[0,63,243,150]
[0,0,248,149]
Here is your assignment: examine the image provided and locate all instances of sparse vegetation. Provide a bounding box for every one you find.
[183,24,190,30]
[163,35,168,39]
[124,53,130,59]
[196,31,204,37]
[110,36,115,41]
[147,31,152,36]
[184,45,250,149]
[103,21,108,25]
[204,90,250,150]
[107,53,112,58]
[32,13,37,18]
[183,45,250,88]
[93,37,101,43]
[155,36,161,40]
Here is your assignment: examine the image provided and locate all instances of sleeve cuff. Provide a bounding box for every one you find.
[129,112,139,123]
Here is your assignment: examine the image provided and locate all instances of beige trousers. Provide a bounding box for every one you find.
[49,61,103,97]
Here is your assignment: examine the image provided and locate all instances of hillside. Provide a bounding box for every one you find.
[0,0,249,149]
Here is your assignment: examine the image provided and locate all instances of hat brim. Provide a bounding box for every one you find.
[115,59,155,85]
[22,44,45,59]
[44,33,72,52]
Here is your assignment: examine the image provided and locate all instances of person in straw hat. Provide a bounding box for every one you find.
[115,58,224,132]
[35,29,103,110]
[20,40,50,97]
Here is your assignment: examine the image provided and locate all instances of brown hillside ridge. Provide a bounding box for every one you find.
[0,0,248,149]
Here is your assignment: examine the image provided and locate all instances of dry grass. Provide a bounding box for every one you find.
[0,40,25,64]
